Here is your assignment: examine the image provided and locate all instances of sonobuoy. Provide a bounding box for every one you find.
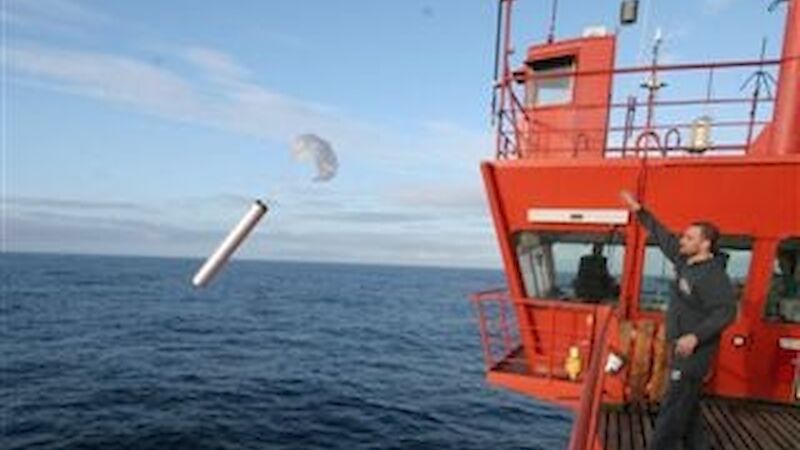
[192,200,268,288]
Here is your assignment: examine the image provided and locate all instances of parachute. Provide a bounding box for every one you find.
[290,133,338,182]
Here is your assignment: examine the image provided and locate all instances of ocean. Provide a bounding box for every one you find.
[1,253,571,450]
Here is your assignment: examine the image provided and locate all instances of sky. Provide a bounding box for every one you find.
[1,0,786,268]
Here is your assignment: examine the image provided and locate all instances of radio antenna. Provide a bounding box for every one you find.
[741,37,777,148]
[490,0,504,124]
[547,0,559,43]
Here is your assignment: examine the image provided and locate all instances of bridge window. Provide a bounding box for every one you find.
[639,235,753,312]
[765,237,800,324]
[527,55,576,107]
[515,230,624,302]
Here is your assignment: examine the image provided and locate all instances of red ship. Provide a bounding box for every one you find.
[470,1,800,448]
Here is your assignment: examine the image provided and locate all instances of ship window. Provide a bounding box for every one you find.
[526,55,576,107]
[639,235,753,312]
[765,238,800,324]
[515,230,624,302]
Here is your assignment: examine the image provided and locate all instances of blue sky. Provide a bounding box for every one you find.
[2,0,786,267]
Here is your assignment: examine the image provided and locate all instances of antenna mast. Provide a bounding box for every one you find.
[547,0,559,43]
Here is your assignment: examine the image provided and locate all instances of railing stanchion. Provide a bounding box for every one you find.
[473,299,493,368]
[499,296,512,355]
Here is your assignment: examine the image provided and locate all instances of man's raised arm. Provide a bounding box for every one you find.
[620,191,681,263]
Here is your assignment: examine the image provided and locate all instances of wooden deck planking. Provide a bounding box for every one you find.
[607,407,620,450]
[743,406,796,450]
[731,402,779,449]
[629,404,646,450]
[707,401,760,450]
[702,402,738,449]
[598,397,800,450]
[620,408,633,450]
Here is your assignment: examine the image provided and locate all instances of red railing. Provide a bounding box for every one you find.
[471,290,608,382]
[491,2,784,159]
[470,288,521,369]
[567,306,613,450]
[471,289,615,449]
[494,58,780,159]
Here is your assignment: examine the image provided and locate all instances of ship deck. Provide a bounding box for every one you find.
[598,398,800,450]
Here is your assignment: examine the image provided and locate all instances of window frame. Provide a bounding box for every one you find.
[525,54,577,108]
[514,227,627,302]
[763,236,800,325]
[636,234,755,315]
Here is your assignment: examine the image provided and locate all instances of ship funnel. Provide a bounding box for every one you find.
[771,0,800,155]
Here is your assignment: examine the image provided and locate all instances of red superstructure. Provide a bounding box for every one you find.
[472,1,800,448]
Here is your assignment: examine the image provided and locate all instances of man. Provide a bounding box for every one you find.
[573,243,619,301]
[620,190,736,450]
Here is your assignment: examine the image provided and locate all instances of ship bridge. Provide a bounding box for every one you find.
[471,1,800,449]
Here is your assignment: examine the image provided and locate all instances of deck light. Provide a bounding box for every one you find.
[689,116,713,153]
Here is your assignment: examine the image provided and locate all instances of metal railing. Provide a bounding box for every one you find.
[493,57,781,159]
[471,289,615,448]
[470,289,608,383]
[470,288,521,369]
[568,306,613,450]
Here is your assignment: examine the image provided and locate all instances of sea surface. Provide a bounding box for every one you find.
[1,253,571,450]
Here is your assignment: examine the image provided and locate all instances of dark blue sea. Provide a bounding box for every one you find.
[1,253,571,450]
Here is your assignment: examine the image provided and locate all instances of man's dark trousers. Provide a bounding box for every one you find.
[650,369,710,450]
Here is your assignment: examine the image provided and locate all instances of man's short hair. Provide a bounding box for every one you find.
[691,221,720,253]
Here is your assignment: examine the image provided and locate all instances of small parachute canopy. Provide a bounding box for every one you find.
[291,133,338,182]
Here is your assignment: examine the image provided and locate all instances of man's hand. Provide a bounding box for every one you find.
[620,190,642,212]
[675,333,699,357]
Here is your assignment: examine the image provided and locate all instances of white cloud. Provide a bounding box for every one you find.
[703,0,737,14]
[5,200,500,268]
[5,4,500,268]
[5,0,110,35]
[7,196,151,212]
[7,41,387,156]
[388,183,486,211]
[8,44,202,120]
[181,46,252,82]
[7,33,493,171]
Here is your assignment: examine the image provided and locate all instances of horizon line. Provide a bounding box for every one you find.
[2,249,503,272]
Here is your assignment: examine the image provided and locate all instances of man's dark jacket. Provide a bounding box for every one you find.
[637,208,737,379]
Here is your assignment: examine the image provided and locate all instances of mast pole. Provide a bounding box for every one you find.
[771,0,800,155]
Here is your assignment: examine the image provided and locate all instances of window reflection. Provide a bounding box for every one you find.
[515,230,624,302]
[765,237,800,324]
[639,236,753,312]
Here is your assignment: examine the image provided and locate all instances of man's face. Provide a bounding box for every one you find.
[679,225,709,256]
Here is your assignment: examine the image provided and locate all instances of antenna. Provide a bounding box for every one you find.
[740,38,777,99]
[547,0,559,43]
[641,29,665,93]
[639,28,666,149]
[490,0,504,124]
[741,37,778,148]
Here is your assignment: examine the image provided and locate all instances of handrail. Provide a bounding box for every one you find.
[490,2,784,160]
[567,305,613,450]
[470,289,520,369]
[635,131,663,157]
[521,57,784,81]
[471,290,612,385]
[471,290,615,446]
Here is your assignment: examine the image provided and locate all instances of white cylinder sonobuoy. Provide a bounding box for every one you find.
[192,200,268,288]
